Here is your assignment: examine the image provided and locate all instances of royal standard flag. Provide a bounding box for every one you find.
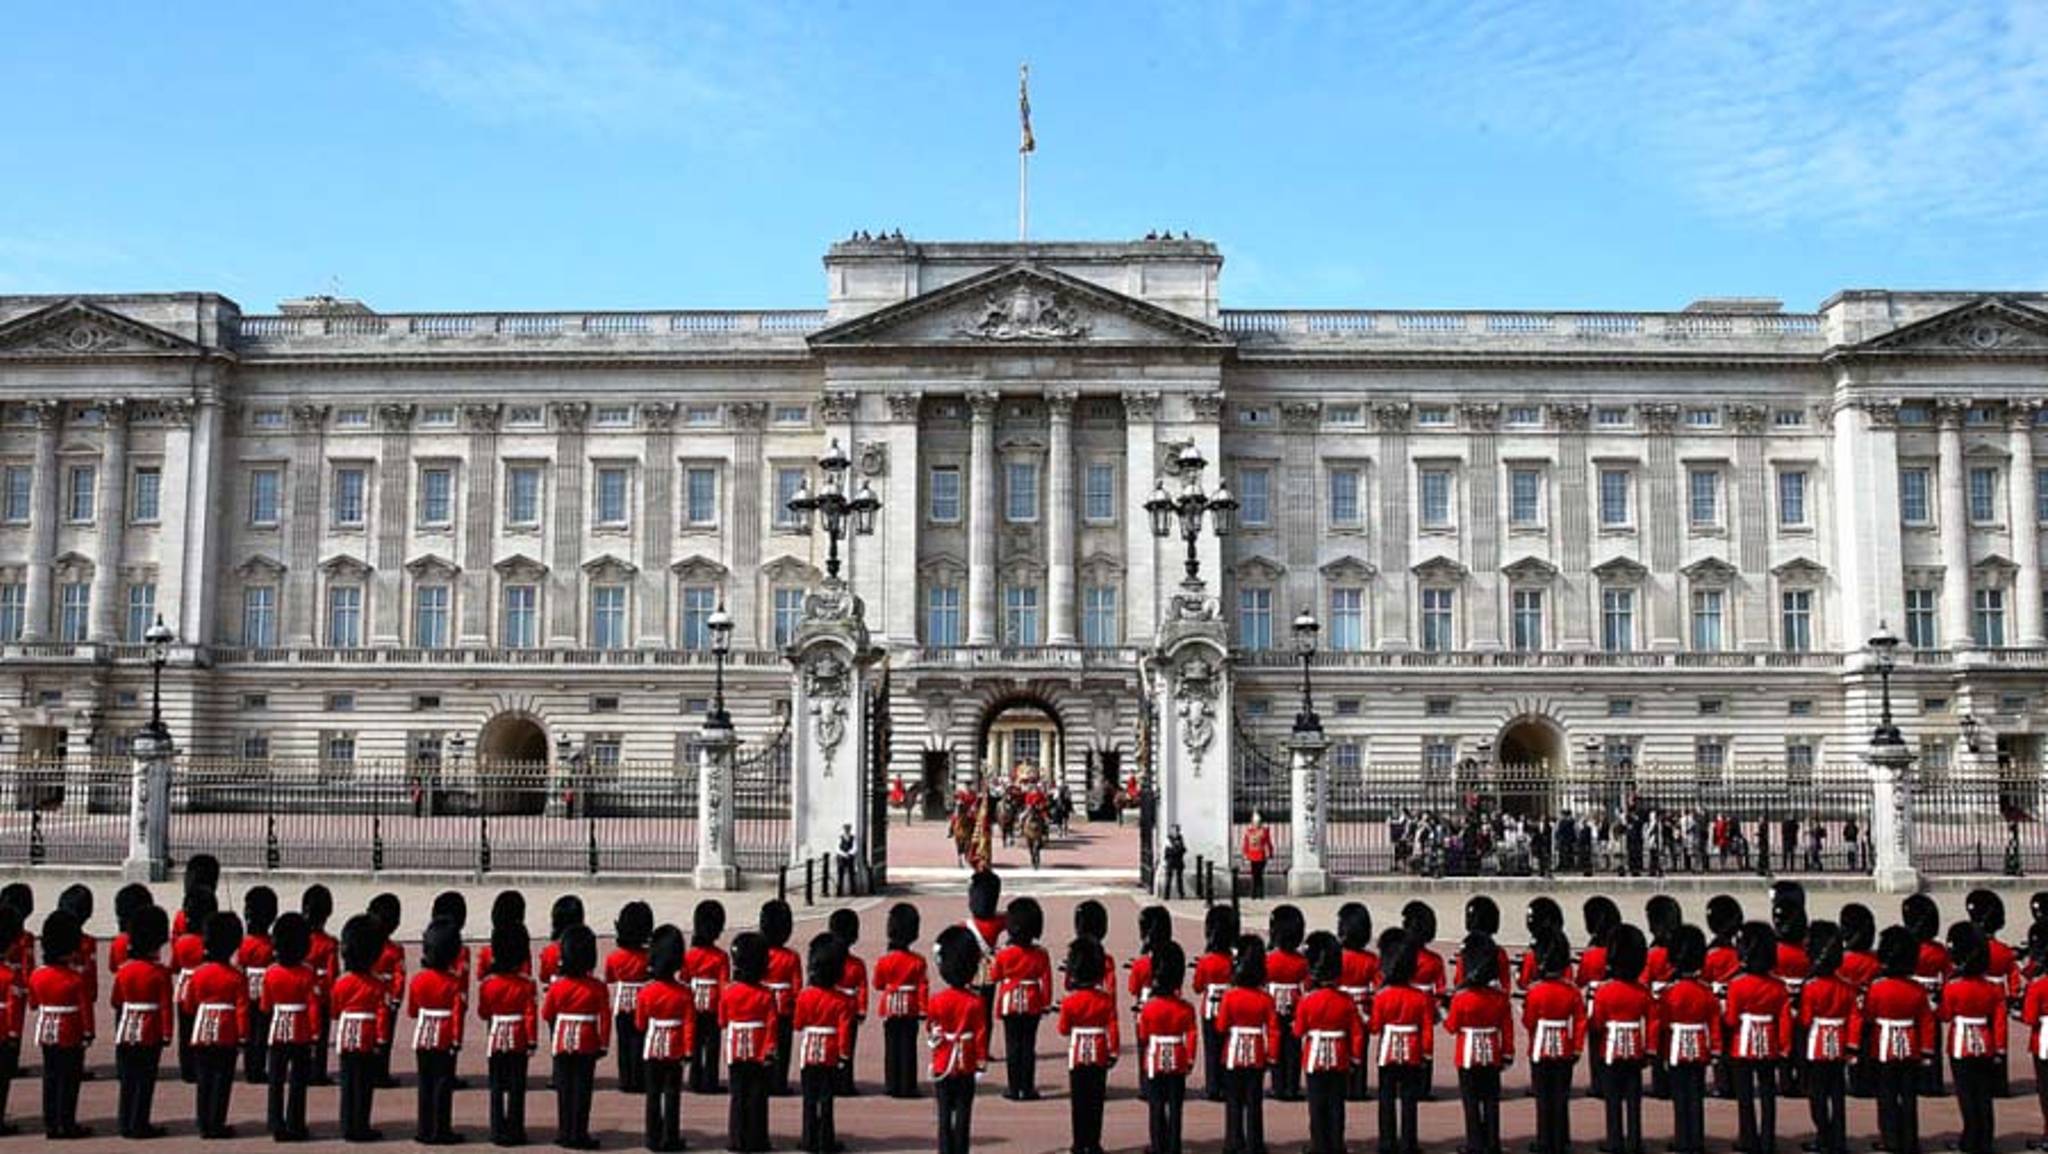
[1019,63,1035,154]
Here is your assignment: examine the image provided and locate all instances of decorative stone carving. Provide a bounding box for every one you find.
[550,401,589,432]
[580,553,638,581]
[1551,403,1591,432]
[1190,393,1225,422]
[1641,403,1681,435]
[858,442,888,478]
[2009,400,2045,430]
[1729,404,1769,435]
[95,398,130,428]
[920,693,954,740]
[1946,321,2046,351]
[821,391,860,424]
[1044,389,1078,419]
[703,751,726,852]
[1935,399,1968,429]
[1458,402,1501,431]
[28,321,140,355]
[1174,656,1219,772]
[1859,399,1901,428]
[152,399,195,428]
[461,403,502,433]
[729,401,770,431]
[1122,391,1161,422]
[289,403,329,433]
[967,391,1001,421]
[493,554,549,581]
[404,554,461,580]
[803,650,852,776]
[956,283,1090,341]
[1279,401,1322,431]
[640,402,679,431]
[1371,402,1411,432]
[375,402,416,432]
[884,392,923,423]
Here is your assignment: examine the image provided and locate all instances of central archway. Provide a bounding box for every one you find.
[476,713,550,816]
[1494,715,1567,816]
[974,694,1068,790]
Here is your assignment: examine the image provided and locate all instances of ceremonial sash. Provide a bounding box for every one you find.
[192,1001,235,1047]
[1603,1018,1646,1064]
[765,981,795,1014]
[1948,1015,1994,1060]
[487,1013,527,1055]
[1145,1034,1189,1078]
[1734,1013,1776,1060]
[246,969,266,1004]
[610,981,645,1018]
[1068,1025,1111,1069]
[1875,1017,1919,1063]
[1458,1026,1502,1070]
[172,967,195,1008]
[690,977,720,1014]
[723,1019,768,1065]
[116,1002,156,1047]
[1376,1023,1421,1067]
[269,1003,311,1047]
[1807,1016,1847,1063]
[643,1017,687,1062]
[413,1007,456,1052]
[1225,1025,1267,1070]
[966,922,997,988]
[799,1024,839,1068]
[1533,1018,1573,1061]
[1267,982,1301,1018]
[33,1004,76,1048]
[881,986,919,1019]
[996,978,1043,1018]
[336,1010,380,1054]
[552,1012,599,1057]
[931,1027,976,1077]
[1201,985,1226,1022]
[1303,1028,1348,1073]
[1666,1022,1709,1066]
[2035,1018,2048,1062]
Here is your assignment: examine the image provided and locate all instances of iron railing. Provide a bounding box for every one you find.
[1912,766,2048,876]
[0,759,131,867]
[1231,717,1294,876]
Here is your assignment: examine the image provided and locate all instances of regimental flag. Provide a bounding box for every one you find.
[1019,63,1035,155]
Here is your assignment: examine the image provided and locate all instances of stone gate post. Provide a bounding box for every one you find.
[1287,730,1330,896]
[787,583,880,868]
[123,727,172,882]
[693,719,739,890]
[1866,737,1920,894]
[1150,612,1232,887]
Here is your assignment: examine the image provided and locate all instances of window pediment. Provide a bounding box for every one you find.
[1771,556,1828,584]
[670,554,728,583]
[917,551,966,583]
[761,554,822,584]
[493,553,548,581]
[52,551,94,580]
[1591,555,1648,584]
[1680,556,1739,586]
[235,554,287,580]
[1319,554,1378,583]
[404,553,460,581]
[581,553,638,582]
[1500,555,1558,583]
[1234,554,1286,583]
[318,554,372,580]
[1411,554,1469,584]
[1078,551,1124,583]
[1973,553,2019,587]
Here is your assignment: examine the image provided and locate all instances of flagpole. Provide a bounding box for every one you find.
[1019,148,1029,241]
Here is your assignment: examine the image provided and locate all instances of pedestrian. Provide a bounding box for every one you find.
[1265,905,1309,1102]
[1941,922,2006,1154]
[28,910,92,1140]
[872,903,928,1099]
[366,893,406,1091]
[794,933,853,1154]
[1866,926,1932,1154]
[637,924,694,1153]
[332,914,391,1143]
[836,824,860,896]
[1163,826,1188,899]
[992,896,1051,1101]
[1056,937,1119,1154]
[1523,932,1583,1154]
[1137,940,1196,1154]
[182,910,248,1139]
[109,902,171,1140]
[170,887,215,1085]
[1445,932,1513,1154]
[1593,925,1652,1154]
[760,900,803,1097]
[683,901,729,1095]
[1216,935,1278,1154]
[929,925,987,1154]
[1727,921,1790,1154]
[1192,906,1238,1104]
[605,900,653,1095]
[1242,814,1273,899]
[1296,932,1364,1154]
[542,924,607,1150]
[409,918,466,1145]
[828,908,868,1096]
[260,913,319,1141]
[299,885,339,1088]
[1656,926,1717,1154]
[477,922,538,1147]
[1335,903,1378,1104]
[721,932,776,1154]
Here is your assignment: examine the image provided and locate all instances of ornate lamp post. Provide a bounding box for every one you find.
[1869,622,1902,749]
[1145,443,1237,616]
[1291,610,1321,735]
[785,439,880,585]
[1865,621,1918,891]
[125,615,177,881]
[1285,611,1330,894]
[696,600,741,889]
[707,601,735,736]
[144,615,173,743]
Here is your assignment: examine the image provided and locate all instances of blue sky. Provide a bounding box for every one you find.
[2,1,2044,314]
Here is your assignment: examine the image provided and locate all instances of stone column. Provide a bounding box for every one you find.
[729,403,767,649]
[123,726,173,882]
[88,400,129,642]
[1046,389,1078,645]
[1123,392,1162,643]
[459,404,501,646]
[1554,404,1593,649]
[370,403,414,646]
[966,391,999,645]
[1285,729,1330,896]
[693,722,739,890]
[881,393,923,644]
[179,392,226,646]
[2012,403,2044,645]
[1866,737,1919,893]
[21,400,60,642]
[549,403,590,646]
[1642,403,1682,649]
[1462,403,1502,650]
[1938,400,1971,647]
[153,401,198,645]
[640,404,678,647]
[787,590,878,865]
[1153,621,1233,878]
[1829,399,1904,650]
[1731,404,1771,649]
[1279,402,1321,629]
[1374,403,1412,650]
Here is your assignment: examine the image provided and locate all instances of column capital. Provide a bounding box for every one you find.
[821,391,860,424]
[1457,401,1500,432]
[23,399,61,430]
[967,390,1002,421]
[288,403,329,433]
[729,401,770,431]
[2008,400,2044,432]
[1641,403,1682,435]
[375,402,416,432]
[1729,403,1769,435]
[1551,402,1590,432]
[95,398,131,429]
[550,401,590,432]
[1279,400,1321,431]
[1371,401,1411,432]
[1044,388,1079,419]
[461,402,502,433]
[884,392,923,423]
[1935,398,1969,430]
[1120,390,1160,422]
[639,401,680,431]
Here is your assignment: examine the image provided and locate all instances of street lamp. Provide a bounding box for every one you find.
[706,601,735,737]
[785,439,879,584]
[1959,711,1983,755]
[1868,622,1903,748]
[1291,610,1321,735]
[1144,443,1238,599]
[143,615,174,742]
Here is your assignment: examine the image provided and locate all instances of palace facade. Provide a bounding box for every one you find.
[0,236,2043,803]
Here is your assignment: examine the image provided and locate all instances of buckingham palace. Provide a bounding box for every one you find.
[0,235,2044,817]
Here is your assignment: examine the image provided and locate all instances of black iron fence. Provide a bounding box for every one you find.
[732,730,795,873]
[1912,766,2048,876]
[0,759,129,867]
[1231,719,1294,877]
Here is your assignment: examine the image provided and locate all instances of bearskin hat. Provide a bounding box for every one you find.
[1645,896,1681,946]
[692,900,727,947]
[244,885,279,937]
[1139,905,1171,950]
[1007,897,1044,947]
[1806,920,1844,977]
[934,925,980,990]
[367,892,401,935]
[968,870,1002,920]
[40,909,81,966]
[1205,905,1241,954]
[182,886,217,929]
[112,882,151,932]
[1152,940,1187,995]
[1066,935,1106,990]
[0,907,21,957]
[2031,891,2048,930]
[127,903,169,959]
[1771,897,1808,946]
[1606,924,1647,983]
[1737,921,1777,976]
[808,931,848,990]
[2030,921,2048,971]
[1877,926,1918,978]
[885,903,920,951]
[1465,895,1500,936]
[1233,935,1270,988]
[203,911,244,964]
[1948,921,1988,976]
[648,925,685,980]
[1583,896,1620,945]
[0,883,30,920]
[183,853,220,896]
[1902,894,1940,943]
[1705,895,1743,944]
[1269,904,1306,953]
[549,895,585,941]
[491,923,531,975]
[1525,896,1563,937]
[57,883,93,924]
[1462,933,1500,990]
[1840,903,1877,953]
[731,931,769,985]
[829,908,861,947]
[615,901,654,951]
[759,899,794,948]
[300,883,334,928]
[489,890,525,930]
[272,912,310,967]
[422,918,462,972]
[1770,879,1807,912]
[341,914,382,974]
[1967,889,2005,936]
[558,924,598,978]
[1669,925,1707,977]
[1075,899,1109,943]
[1305,931,1342,985]
[1383,932,1420,988]
[1402,900,1438,944]
[1536,931,1572,978]
[432,890,469,930]
[1337,903,1373,951]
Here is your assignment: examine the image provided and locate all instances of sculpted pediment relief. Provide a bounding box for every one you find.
[581,553,638,581]
[404,553,461,580]
[1680,556,1740,585]
[0,299,207,358]
[1319,554,1378,582]
[670,554,729,583]
[1591,555,1648,584]
[807,263,1229,351]
[1771,556,1828,583]
[1500,555,1558,583]
[1852,297,2048,356]
[1412,554,1469,583]
[493,553,548,581]
[761,554,822,584]
[235,554,287,580]
[1234,554,1286,582]
[318,554,372,579]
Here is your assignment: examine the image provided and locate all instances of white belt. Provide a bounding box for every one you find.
[724,1019,768,1065]
[413,1007,456,1052]
[1201,986,1225,1021]
[1876,1017,1919,1063]
[269,1004,310,1047]
[644,1017,686,1061]
[881,986,919,1018]
[1068,1025,1110,1069]
[1533,1018,1572,1061]
[34,1005,77,1048]
[1666,1022,1709,1067]
[247,969,267,1003]
[1145,1034,1188,1077]
[172,968,195,1005]
[337,1010,379,1054]
[1267,982,1301,1016]
[611,981,645,1017]
[488,1013,527,1055]
[1603,1018,1646,1064]
[1736,1012,1776,1060]
[1458,1026,1501,1069]
[997,979,1043,1018]
[1226,1025,1267,1070]
[1949,1015,1994,1061]
[689,977,720,1013]
[553,1012,600,1056]
[799,1024,840,1067]
[1377,1022,1420,1067]
[192,1001,235,1047]
[1807,1016,1847,1063]
[116,1002,157,1047]
[931,1027,976,1077]
[1304,1028,1348,1073]
[2036,1016,2048,1062]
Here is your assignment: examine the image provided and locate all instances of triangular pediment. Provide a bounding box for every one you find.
[1851,297,2048,356]
[1412,554,1469,583]
[1771,556,1828,583]
[761,554,822,583]
[1681,555,1740,585]
[1233,554,1286,582]
[1591,555,1648,583]
[318,554,372,579]
[670,554,728,583]
[581,553,637,581]
[0,299,208,358]
[1500,555,1559,583]
[404,553,460,580]
[235,553,286,579]
[1320,554,1378,582]
[1973,553,2019,578]
[493,553,548,580]
[807,263,1230,351]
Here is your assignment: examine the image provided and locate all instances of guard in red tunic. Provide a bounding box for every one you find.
[1866,926,1934,1154]
[1295,932,1364,1154]
[828,908,868,1096]
[1941,922,2007,1154]
[1592,925,1655,1154]
[169,887,215,1086]
[636,925,695,1153]
[1519,898,1565,993]
[331,915,392,1143]
[542,924,609,1150]
[236,886,278,1088]
[1057,938,1121,1154]
[298,885,339,1088]
[1192,907,1240,1103]
[1128,905,1170,1099]
[1902,894,1950,1097]
[872,903,928,1099]
[410,919,468,1145]
[366,893,407,1091]
[54,885,96,1010]
[1643,896,1683,1101]
[108,882,152,977]
[721,932,778,1154]
[605,900,654,1095]
[1265,905,1310,1102]
[1402,901,1446,1102]
[477,923,539,1147]
[2019,923,2048,1148]
[1579,896,1620,1102]
[684,901,729,1094]
[473,891,528,980]
[1072,901,1118,1011]
[260,913,321,1141]
[1655,926,1719,1154]
[794,934,854,1154]
[1216,935,1279,1154]
[1522,933,1585,1154]
[1837,904,1882,1100]
[929,925,988,1154]
[1702,895,1745,1101]
[1799,922,1859,1154]
[181,910,249,1139]
[0,908,22,1139]
[110,903,172,1140]
[1241,814,1274,900]
[1725,922,1791,1154]
[1965,889,2016,1098]
[1457,898,1512,992]
[760,900,803,1098]
[1370,934,1436,1154]
[964,872,1007,1043]
[1446,932,1515,1154]
[993,896,1052,1100]
[1336,903,1379,1104]
[1137,941,1198,1154]
[28,910,93,1140]
[1772,895,1813,1098]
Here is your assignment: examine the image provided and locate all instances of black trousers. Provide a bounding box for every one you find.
[1248,862,1267,899]
[1849,1043,1875,1099]
[1164,863,1185,899]
[1874,1061,1920,1154]
[1069,1065,1108,1154]
[835,1019,861,1095]
[1003,1014,1041,1097]
[800,1063,840,1152]
[1459,1067,1502,1154]
[1531,1059,1575,1154]
[245,1007,272,1084]
[1224,1067,1265,1154]
[1713,1051,1734,1099]
[0,1038,17,1124]
[38,1044,82,1136]
[310,1019,332,1085]
[487,1050,529,1143]
[836,855,857,896]
[1272,1013,1301,1100]
[645,1058,684,1151]
[1781,1029,1807,1096]
[1588,1046,1607,1100]
[1953,1055,1998,1154]
[1732,1058,1778,1154]
[689,1009,722,1093]
[177,1008,197,1083]
[266,1041,311,1138]
[1347,1045,1372,1101]
[883,1016,920,1097]
[416,1049,458,1141]
[1668,1063,1707,1154]
[728,1059,771,1153]
[975,986,997,1056]
[553,1053,598,1145]
[1377,1064,1421,1154]
[1203,1019,1227,1102]
[1806,1060,1847,1154]
[1305,1069,1347,1154]
[193,1045,236,1137]
[375,1012,398,1087]
[935,1072,975,1154]
[2035,1056,2048,1141]
[771,1018,795,1096]
[1603,1059,1645,1154]
[339,1050,379,1140]
[615,1011,646,1094]
[1147,1073,1187,1154]
[115,1042,163,1138]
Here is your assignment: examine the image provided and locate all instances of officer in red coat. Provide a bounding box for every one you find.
[1242,814,1275,899]
[635,925,695,1152]
[928,925,988,1154]
[28,910,93,1140]
[110,904,174,1140]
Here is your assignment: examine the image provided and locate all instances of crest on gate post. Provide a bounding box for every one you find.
[1149,609,1233,890]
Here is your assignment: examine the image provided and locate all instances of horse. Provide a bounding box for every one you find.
[948,804,973,865]
[1021,804,1050,869]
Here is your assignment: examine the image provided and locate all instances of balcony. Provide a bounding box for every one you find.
[895,645,1145,672]
[1230,648,1846,671]
[231,309,828,356]
[1219,308,1825,355]
[200,646,789,670]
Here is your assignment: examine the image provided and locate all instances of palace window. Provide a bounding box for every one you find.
[1899,467,1932,524]
[65,464,96,523]
[1506,405,1542,428]
[414,585,450,649]
[419,406,456,427]
[1509,469,1543,526]
[773,587,805,648]
[1694,736,1727,778]
[684,467,719,527]
[1084,463,1117,524]
[685,406,718,427]
[773,467,807,528]
[594,466,631,527]
[1005,461,1040,522]
[773,405,809,425]
[505,465,542,527]
[1328,468,1362,527]
[57,582,88,642]
[1326,405,1363,426]
[249,467,281,526]
[1331,742,1362,772]
[321,732,357,776]
[1596,406,1630,427]
[1003,585,1040,644]
[1973,588,2007,647]
[1690,589,1724,652]
[1778,469,1808,527]
[1237,467,1271,527]
[506,405,544,428]
[1774,408,1807,428]
[2038,471,2048,524]
[928,466,961,523]
[1969,467,2000,524]
[1416,405,1451,427]
[1237,587,1273,650]
[1685,407,1718,428]
[242,586,277,647]
[1786,739,1816,782]
[1,467,28,523]
[1600,587,1636,653]
[1423,739,1457,774]
[332,467,366,527]
[594,405,633,428]
[926,585,961,647]
[1420,587,1455,653]
[124,583,156,645]
[1687,468,1719,527]
[0,583,21,643]
[501,584,538,649]
[1511,589,1544,652]
[326,585,362,649]
[1780,590,1814,652]
[1329,587,1365,652]
[417,466,454,528]
[131,466,161,523]
[1598,469,1631,527]
[1419,468,1454,529]
[1082,585,1119,647]
[590,585,628,650]
[680,586,717,651]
